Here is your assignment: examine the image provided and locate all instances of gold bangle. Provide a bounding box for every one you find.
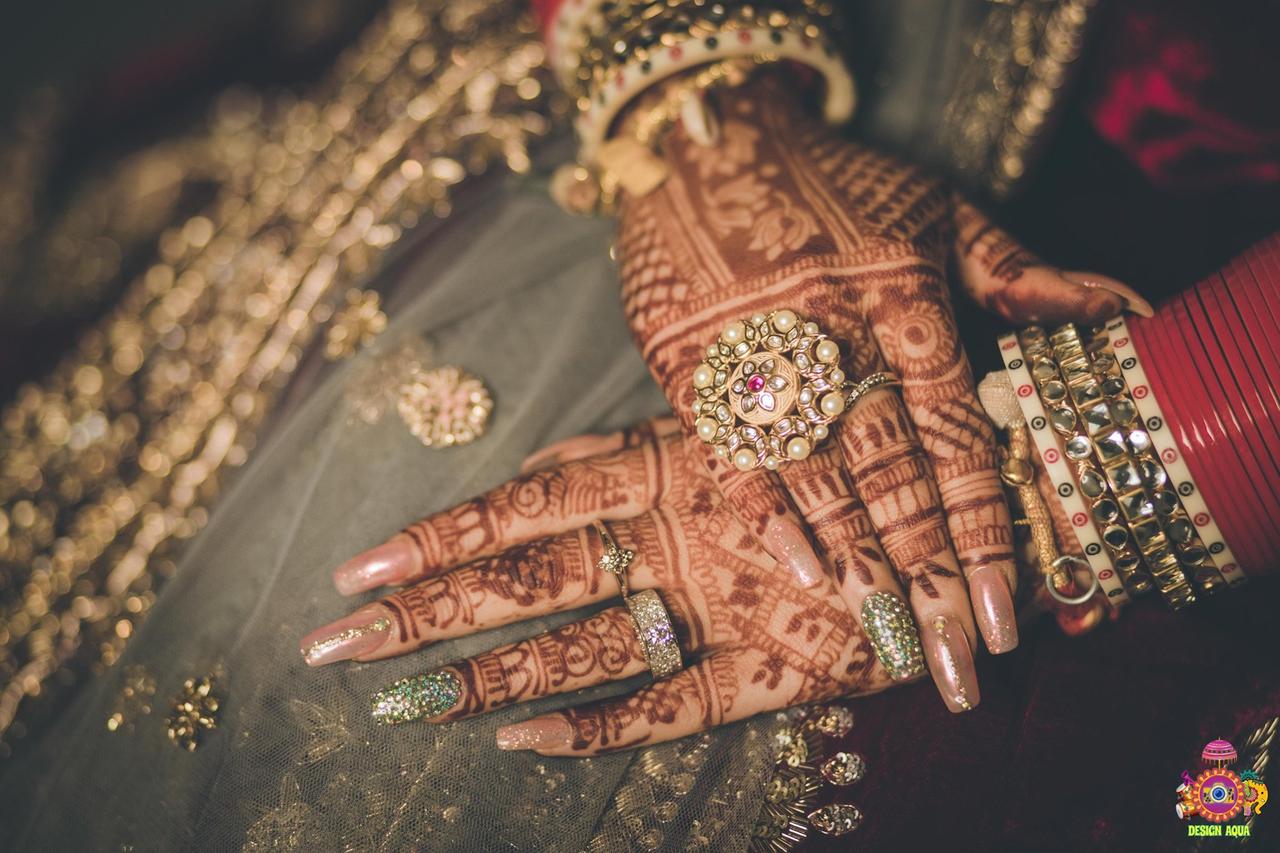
[1021,326,1152,595]
[626,589,684,679]
[1083,327,1225,596]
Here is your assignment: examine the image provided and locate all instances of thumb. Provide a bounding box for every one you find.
[951,195,1153,324]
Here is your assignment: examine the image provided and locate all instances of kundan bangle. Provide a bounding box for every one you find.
[545,0,855,167]
[1020,327,1151,594]
[998,331,1129,605]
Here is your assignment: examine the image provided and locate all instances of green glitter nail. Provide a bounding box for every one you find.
[861,591,925,681]
[371,669,461,725]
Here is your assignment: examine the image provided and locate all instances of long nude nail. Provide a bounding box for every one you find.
[968,565,1019,654]
[371,669,462,724]
[1063,271,1155,318]
[496,716,573,751]
[300,604,393,666]
[764,518,826,589]
[860,591,925,680]
[333,538,417,595]
[923,615,980,713]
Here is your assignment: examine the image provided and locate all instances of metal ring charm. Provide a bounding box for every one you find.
[625,589,684,680]
[691,308,875,472]
[592,520,635,598]
[1045,555,1102,605]
[844,371,901,410]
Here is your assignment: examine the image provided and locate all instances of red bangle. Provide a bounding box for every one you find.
[1129,233,1280,574]
[1176,289,1280,513]
[1131,307,1275,572]
[1195,277,1280,466]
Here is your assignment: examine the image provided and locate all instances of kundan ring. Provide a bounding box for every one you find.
[691,309,899,471]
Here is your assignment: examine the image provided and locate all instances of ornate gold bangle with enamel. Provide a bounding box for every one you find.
[690,309,886,472]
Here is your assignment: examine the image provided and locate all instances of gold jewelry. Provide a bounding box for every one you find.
[1000,419,1081,596]
[843,372,902,410]
[396,366,494,448]
[625,589,683,679]
[592,519,636,597]
[691,308,865,472]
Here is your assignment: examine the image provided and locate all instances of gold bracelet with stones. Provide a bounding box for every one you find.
[1078,325,1226,596]
[563,0,839,108]
[1020,326,1153,596]
[1048,323,1214,608]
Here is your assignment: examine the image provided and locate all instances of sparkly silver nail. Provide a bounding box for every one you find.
[861,591,924,680]
[371,669,461,724]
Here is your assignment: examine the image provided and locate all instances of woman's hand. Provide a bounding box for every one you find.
[301,421,931,757]
[614,74,1152,687]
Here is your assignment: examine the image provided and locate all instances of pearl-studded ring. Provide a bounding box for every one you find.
[690,309,899,472]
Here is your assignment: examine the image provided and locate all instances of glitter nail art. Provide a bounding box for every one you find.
[303,617,391,666]
[860,591,924,680]
[371,669,461,724]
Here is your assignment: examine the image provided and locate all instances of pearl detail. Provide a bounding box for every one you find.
[772,309,798,332]
[829,368,845,385]
[696,417,718,441]
[733,448,757,471]
[763,456,780,471]
[722,321,746,345]
[813,424,829,441]
[693,364,715,389]
[786,436,812,460]
[815,340,840,364]
[820,392,845,417]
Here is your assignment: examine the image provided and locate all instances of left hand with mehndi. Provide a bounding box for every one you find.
[300,421,907,755]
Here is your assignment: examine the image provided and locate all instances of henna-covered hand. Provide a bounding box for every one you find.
[613,74,1153,699]
[301,424,904,755]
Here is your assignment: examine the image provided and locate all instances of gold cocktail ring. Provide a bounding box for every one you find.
[690,308,899,471]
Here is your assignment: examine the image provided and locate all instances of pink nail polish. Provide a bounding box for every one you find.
[333,538,418,595]
[764,518,826,589]
[923,615,980,713]
[1063,271,1155,318]
[300,604,393,666]
[495,717,573,751]
[968,565,1019,654]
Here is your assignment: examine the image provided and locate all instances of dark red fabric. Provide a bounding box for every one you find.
[1084,0,1280,190]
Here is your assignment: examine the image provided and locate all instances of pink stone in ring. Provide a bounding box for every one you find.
[747,374,766,392]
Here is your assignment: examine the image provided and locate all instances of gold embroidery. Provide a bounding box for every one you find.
[0,0,554,753]
[324,290,388,361]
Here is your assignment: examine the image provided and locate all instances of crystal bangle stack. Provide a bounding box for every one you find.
[1021,326,1152,596]
[1075,325,1226,598]
[998,332,1129,605]
[1103,316,1248,588]
[1041,324,1200,607]
[547,0,856,164]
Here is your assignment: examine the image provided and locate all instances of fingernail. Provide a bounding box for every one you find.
[371,669,462,724]
[1063,271,1155,318]
[496,716,573,751]
[968,564,1019,654]
[334,538,417,595]
[520,445,562,474]
[860,591,925,680]
[300,604,393,666]
[764,518,826,589]
[923,615,980,713]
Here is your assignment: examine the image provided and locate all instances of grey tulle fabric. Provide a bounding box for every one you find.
[0,183,780,851]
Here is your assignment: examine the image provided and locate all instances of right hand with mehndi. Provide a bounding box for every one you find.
[610,73,1152,703]
[301,421,909,754]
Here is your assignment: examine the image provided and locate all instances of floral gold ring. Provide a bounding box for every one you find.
[690,309,897,472]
